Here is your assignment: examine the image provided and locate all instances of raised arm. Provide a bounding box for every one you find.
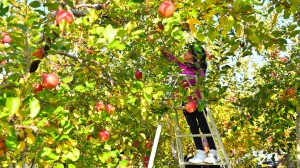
[161,49,185,68]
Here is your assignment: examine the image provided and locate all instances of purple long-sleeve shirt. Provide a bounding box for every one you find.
[161,50,206,103]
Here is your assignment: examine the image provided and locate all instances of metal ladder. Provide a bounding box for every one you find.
[147,74,231,168]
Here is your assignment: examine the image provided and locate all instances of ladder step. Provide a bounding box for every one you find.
[176,134,217,138]
[180,161,229,166]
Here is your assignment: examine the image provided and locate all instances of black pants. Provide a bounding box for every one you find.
[183,107,216,151]
[183,107,221,168]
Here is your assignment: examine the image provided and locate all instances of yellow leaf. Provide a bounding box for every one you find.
[112,134,119,139]
[66,140,77,147]
[45,136,55,145]
[56,144,62,154]
[14,141,26,155]
[27,132,35,144]
[187,18,201,25]
[19,129,25,138]
[189,24,197,36]
[272,12,278,25]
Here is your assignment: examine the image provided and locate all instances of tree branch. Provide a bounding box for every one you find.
[57,52,114,88]
[75,4,108,10]
[15,125,39,132]
[71,9,88,17]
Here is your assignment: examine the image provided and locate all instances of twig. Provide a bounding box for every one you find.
[15,125,39,132]
[75,4,107,10]
[57,52,114,88]
[71,9,88,17]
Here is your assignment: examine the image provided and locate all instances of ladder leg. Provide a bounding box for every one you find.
[204,107,232,168]
[174,109,185,168]
[148,123,162,168]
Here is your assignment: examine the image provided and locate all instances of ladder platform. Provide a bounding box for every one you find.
[176,133,217,138]
[180,161,228,166]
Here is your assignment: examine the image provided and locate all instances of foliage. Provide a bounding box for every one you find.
[0,0,299,167]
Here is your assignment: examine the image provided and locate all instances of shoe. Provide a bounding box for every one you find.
[189,150,207,163]
[204,149,221,164]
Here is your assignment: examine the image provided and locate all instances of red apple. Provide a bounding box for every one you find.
[1,33,12,44]
[42,73,59,89]
[267,137,272,142]
[286,88,296,97]
[185,102,197,113]
[230,96,235,102]
[98,130,110,142]
[279,57,287,62]
[44,121,51,127]
[270,72,276,78]
[147,34,154,41]
[143,156,149,168]
[157,24,164,31]
[135,71,142,80]
[87,121,93,125]
[133,141,139,148]
[87,135,94,140]
[32,48,43,58]
[145,142,151,149]
[88,48,94,55]
[1,60,7,65]
[207,55,212,60]
[105,104,115,115]
[33,83,43,93]
[158,1,175,18]
[95,102,105,112]
[56,10,74,25]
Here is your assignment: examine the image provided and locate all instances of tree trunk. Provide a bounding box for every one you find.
[296,105,300,168]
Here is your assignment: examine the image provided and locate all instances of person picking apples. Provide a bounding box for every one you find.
[161,42,220,166]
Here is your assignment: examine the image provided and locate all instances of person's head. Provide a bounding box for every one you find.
[184,43,206,63]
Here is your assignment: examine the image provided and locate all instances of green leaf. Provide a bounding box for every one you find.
[53,106,64,115]
[38,147,60,162]
[6,97,21,115]
[62,76,73,83]
[6,129,18,150]
[68,164,76,168]
[118,160,128,168]
[29,1,41,8]
[29,98,40,118]
[0,2,9,16]
[54,163,64,168]
[103,24,118,43]
[243,51,253,56]
[74,85,86,92]
[62,148,80,161]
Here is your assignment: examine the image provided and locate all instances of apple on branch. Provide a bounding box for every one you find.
[106,104,115,115]
[32,48,44,59]
[56,10,74,25]
[95,101,105,112]
[133,141,139,148]
[33,83,43,93]
[156,24,164,32]
[135,71,142,80]
[158,1,175,18]
[286,88,296,98]
[1,33,12,44]
[98,130,110,142]
[42,73,59,89]
[1,60,7,65]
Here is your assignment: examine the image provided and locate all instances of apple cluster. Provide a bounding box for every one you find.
[33,73,59,93]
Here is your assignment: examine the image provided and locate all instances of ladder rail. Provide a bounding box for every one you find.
[203,107,232,168]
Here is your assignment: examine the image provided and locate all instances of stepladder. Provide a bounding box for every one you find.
[173,106,231,168]
[147,74,231,168]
